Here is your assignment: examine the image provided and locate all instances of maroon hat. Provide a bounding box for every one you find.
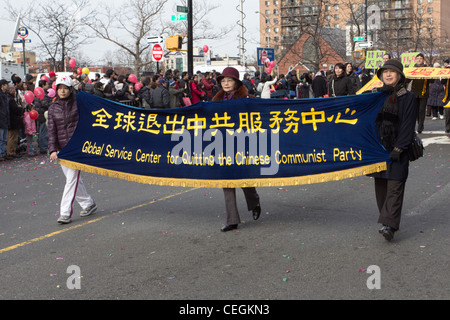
[217,67,242,87]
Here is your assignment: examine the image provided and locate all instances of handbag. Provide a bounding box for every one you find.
[182,97,192,106]
[407,132,424,162]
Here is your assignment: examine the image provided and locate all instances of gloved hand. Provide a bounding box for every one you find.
[389,149,401,162]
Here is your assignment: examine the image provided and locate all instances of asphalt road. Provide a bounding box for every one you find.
[0,117,449,303]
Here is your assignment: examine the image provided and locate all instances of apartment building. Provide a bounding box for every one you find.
[259,0,449,63]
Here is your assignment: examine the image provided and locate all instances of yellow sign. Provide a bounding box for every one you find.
[357,76,383,94]
[404,67,450,79]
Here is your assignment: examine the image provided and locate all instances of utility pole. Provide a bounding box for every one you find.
[187,0,193,75]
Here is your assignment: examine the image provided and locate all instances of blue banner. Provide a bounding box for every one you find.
[58,92,389,188]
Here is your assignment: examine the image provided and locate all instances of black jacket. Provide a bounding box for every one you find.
[371,87,418,181]
[329,74,355,96]
[8,92,23,130]
[312,75,328,98]
[0,90,10,129]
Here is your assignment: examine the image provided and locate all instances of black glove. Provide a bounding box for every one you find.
[389,149,401,162]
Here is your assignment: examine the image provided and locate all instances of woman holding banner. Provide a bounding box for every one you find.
[212,67,262,232]
[48,76,97,224]
[370,59,418,241]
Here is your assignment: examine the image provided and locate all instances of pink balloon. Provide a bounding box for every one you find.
[266,67,272,74]
[265,59,271,68]
[48,88,56,98]
[69,58,77,68]
[203,45,209,53]
[77,68,83,75]
[34,87,45,100]
[135,82,143,92]
[128,74,138,84]
[41,75,49,82]
[24,91,35,105]
[270,61,276,68]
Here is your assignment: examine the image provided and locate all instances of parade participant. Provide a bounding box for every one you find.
[329,63,355,97]
[48,76,97,224]
[408,53,429,133]
[370,59,417,241]
[212,67,262,232]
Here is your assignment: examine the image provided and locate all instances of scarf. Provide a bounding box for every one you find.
[376,84,406,152]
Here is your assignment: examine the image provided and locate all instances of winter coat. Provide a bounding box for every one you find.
[35,91,53,124]
[312,75,328,98]
[169,87,185,109]
[408,64,430,98]
[138,86,152,109]
[329,74,355,97]
[260,77,278,99]
[8,92,23,130]
[0,90,10,129]
[370,87,418,182]
[151,86,170,109]
[212,83,251,102]
[190,81,205,104]
[47,95,79,154]
[427,79,445,107]
[201,78,214,99]
[346,72,361,94]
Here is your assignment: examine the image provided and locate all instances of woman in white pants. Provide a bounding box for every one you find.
[48,76,96,224]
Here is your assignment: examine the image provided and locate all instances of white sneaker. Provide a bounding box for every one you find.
[80,203,97,217]
[439,115,444,120]
[57,216,72,224]
[432,117,437,120]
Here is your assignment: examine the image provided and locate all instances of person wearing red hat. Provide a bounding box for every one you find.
[48,72,58,89]
[212,67,262,232]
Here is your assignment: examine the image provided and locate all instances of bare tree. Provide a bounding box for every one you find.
[89,0,167,76]
[4,0,94,72]
[280,0,347,72]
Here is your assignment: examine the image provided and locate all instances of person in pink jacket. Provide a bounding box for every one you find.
[190,75,205,104]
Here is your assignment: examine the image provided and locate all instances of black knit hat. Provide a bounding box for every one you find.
[377,59,406,83]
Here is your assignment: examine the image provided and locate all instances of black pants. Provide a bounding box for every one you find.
[416,97,427,133]
[223,188,260,225]
[374,178,406,230]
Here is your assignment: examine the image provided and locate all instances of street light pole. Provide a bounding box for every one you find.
[188,0,193,75]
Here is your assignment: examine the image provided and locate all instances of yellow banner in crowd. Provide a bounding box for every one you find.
[404,67,450,79]
[357,67,450,95]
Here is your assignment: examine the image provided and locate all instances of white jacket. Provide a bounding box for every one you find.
[259,77,278,99]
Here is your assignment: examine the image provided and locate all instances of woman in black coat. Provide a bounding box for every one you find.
[370,59,418,241]
[329,63,355,97]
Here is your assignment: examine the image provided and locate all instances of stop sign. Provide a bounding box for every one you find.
[152,44,164,62]
[261,50,268,64]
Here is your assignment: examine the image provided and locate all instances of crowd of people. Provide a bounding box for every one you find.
[1,53,449,163]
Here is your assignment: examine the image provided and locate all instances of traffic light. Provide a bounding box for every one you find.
[166,36,183,51]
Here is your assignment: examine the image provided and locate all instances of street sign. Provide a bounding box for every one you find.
[257,47,275,67]
[353,36,365,42]
[171,14,187,21]
[18,27,29,40]
[147,36,164,45]
[13,39,31,44]
[358,41,373,49]
[177,5,189,13]
[152,44,164,62]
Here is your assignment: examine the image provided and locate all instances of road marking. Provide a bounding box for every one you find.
[0,188,199,254]
[406,183,449,217]
[421,136,450,147]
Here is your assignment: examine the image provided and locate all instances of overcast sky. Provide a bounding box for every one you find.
[0,0,260,63]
